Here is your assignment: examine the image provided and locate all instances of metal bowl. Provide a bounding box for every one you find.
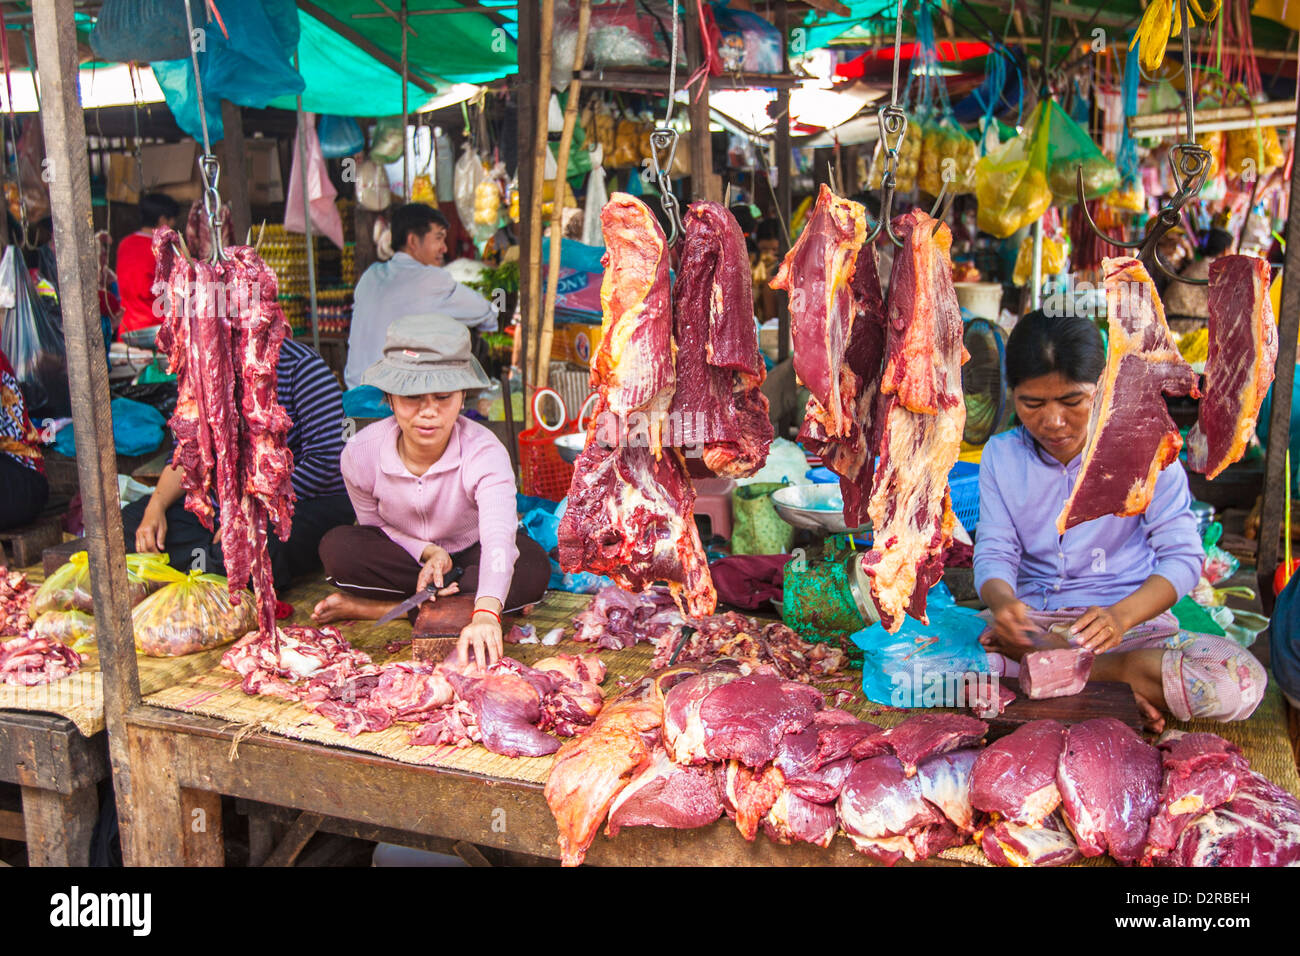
[554,432,586,464]
[771,484,869,534]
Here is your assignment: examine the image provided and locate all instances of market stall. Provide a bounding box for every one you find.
[4,0,1300,871]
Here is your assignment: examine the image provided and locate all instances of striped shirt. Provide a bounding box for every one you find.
[276,338,348,500]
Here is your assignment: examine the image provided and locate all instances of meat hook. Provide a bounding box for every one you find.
[928,178,955,236]
[865,105,909,248]
[649,127,684,246]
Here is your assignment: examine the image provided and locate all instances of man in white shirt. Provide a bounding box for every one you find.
[345,203,497,388]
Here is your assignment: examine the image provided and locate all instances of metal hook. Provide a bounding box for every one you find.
[865,105,908,248]
[649,127,684,246]
[928,177,955,236]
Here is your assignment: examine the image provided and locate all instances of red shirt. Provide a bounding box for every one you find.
[115,231,158,337]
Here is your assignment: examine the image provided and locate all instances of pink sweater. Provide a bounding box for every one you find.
[340,416,519,603]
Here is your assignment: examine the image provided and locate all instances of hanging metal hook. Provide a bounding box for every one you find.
[649,127,684,246]
[928,177,955,235]
[866,105,909,247]
[1073,0,1208,285]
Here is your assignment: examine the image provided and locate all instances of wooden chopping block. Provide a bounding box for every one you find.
[411,594,478,663]
[983,678,1146,739]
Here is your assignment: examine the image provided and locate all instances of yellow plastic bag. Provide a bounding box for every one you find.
[610,119,643,168]
[975,102,1053,238]
[473,175,500,225]
[31,552,172,616]
[1226,121,1284,180]
[131,569,256,658]
[1013,235,1066,286]
[410,173,437,206]
[31,610,96,653]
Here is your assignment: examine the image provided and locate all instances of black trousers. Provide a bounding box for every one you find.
[318,524,550,612]
[119,493,356,591]
[0,455,50,531]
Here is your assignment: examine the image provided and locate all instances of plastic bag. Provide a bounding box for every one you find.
[851,584,990,707]
[731,483,794,555]
[1012,234,1066,286]
[355,158,392,212]
[31,611,97,654]
[90,0,204,62]
[318,115,365,158]
[285,115,345,249]
[51,396,166,458]
[974,101,1053,238]
[919,118,978,197]
[370,116,407,163]
[1225,120,1285,181]
[1045,100,1119,201]
[0,245,70,420]
[521,499,612,593]
[454,144,486,231]
[711,3,783,73]
[32,552,172,617]
[582,165,609,247]
[132,570,257,657]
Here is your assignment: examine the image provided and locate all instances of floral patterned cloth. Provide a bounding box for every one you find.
[0,348,44,474]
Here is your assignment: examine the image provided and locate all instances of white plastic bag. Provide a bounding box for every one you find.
[582,165,608,247]
[454,143,485,233]
[355,158,391,212]
[285,114,345,248]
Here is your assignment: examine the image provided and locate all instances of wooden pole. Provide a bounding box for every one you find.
[1256,98,1300,613]
[774,1,793,367]
[537,0,591,395]
[32,0,142,865]
[218,100,251,243]
[684,0,719,203]
[524,0,556,426]
[515,0,538,424]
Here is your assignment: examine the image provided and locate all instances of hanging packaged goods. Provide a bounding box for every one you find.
[1132,0,1223,72]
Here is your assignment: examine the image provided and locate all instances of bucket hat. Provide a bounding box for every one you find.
[361,314,491,395]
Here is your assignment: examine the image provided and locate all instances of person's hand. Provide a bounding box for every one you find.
[134,502,168,553]
[212,525,223,547]
[417,545,453,592]
[458,610,503,667]
[1069,605,1127,652]
[982,599,1037,656]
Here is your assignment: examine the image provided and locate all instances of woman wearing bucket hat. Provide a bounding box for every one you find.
[313,315,548,664]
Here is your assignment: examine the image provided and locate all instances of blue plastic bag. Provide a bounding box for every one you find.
[850,583,990,707]
[89,0,204,63]
[342,385,393,420]
[520,498,612,594]
[318,115,365,159]
[53,398,165,458]
[152,0,303,143]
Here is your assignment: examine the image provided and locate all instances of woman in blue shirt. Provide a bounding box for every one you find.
[974,310,1265,728]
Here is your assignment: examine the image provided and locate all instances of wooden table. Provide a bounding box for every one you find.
[124,707,960,867]
[0,710,108,865]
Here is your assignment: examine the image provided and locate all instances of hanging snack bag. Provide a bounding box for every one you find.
[975,101,1053,238]
[132,569,257,657]
[31,551,172,617]
[1045,100,1119,201]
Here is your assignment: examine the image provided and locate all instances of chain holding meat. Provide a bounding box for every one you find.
[0,570,36,636]
[153,230,295,642]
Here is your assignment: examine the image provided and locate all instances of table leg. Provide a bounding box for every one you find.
[20,785,98,866]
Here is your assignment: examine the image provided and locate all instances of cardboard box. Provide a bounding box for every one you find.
[246,138,283,205]
[106,152,142,204]
[142,140,202,202]
[550,321,603,368]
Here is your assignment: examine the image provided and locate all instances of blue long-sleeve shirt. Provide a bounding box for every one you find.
[973,426,1204,610]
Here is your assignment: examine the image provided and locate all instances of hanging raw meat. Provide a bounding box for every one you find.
[1057,257,1199,532]
[559,194,715,618]
[589,192,674,443]
[857,209,968,630]
[799,240,889,528]
[669,200,773,478]
[770,183,868,442]
[154,231,295,642]
[1186,255,1278,479]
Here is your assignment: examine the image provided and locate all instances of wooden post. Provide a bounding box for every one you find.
[32,0,142,865]
[1257,101,1300,612]
[538,0,591,394]
[524,0,556,426]
[219,100,251,243]
[774,1,793,368]
[515,0,539,427]
[685,0,719,203]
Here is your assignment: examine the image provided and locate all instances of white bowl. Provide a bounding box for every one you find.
[771,483,869,534]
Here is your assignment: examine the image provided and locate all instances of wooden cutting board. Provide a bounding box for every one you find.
[411,594,478,662]
[984,678,1147,739]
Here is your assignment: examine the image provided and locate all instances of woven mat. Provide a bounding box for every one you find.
[0,566,229,736]
[136,582,1300,863]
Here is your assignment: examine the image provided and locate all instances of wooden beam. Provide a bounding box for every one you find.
[20,786,98,866]
[514,0,537,433]
[296,0,439,94]
[774,0,793,369]
[181,787,225,866]
[32,0,142,867]
[261,810,324,867]
[685,0,720,204]
[219,100,251,244]
[0,809,24,842]
[1258,95,1300,613]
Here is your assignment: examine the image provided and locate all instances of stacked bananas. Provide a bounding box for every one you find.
[1131,0,1222,72]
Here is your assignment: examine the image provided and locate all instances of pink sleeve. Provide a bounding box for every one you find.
[462,431,520,604]
[342,436,432,564]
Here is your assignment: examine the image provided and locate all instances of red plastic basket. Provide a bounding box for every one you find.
[517,388,595,501]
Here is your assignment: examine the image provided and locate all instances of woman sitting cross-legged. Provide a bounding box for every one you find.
[313,314,548,665]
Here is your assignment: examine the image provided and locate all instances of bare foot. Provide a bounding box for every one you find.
[311,592,402,625]
[1133,691,1166,734]
[519,603,537,617]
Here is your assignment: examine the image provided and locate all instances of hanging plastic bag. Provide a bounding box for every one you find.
[32,552,173,617]
[582,166,609,247]
[89,0,204,62]
[370,116,407,163]
[1108,35,1147,213]
[610,118,644,169]
[0,246,70,420]
[731,483,795,556]
[285,115,345,249]
[15,118,50,225]
[355,158,392,212]
[1012,234,1066,286]
[851,584,990,707]
[31,611,97,654]
[1044,99,1119,200]
[474,171,501,227]
[974,101,1053,238]
[132,569,257,657]
[454,143,485,230]
[317,115,365,158]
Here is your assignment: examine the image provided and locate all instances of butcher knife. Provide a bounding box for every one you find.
[375,566,465,626]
